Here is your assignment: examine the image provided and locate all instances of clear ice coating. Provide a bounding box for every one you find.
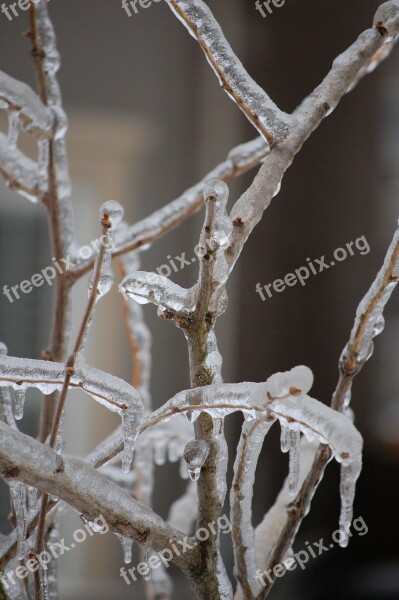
[13,388,25,421]
[183,439,209,481]
[116,533,133,564]
[8,481,27,560]
[121,271,195,313]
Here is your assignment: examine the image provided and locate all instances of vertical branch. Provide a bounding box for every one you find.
[184,180,233,599]
[28,1,75,443]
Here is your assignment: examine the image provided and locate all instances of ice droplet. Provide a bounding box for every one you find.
[100,200,124,229]
[0,341,8,355]
[288,429,301,496]
[116,533,133,564]
[154,440,167,466]
[130,293,150,305]
[9,481,27,559]
[13,388,25,420]
[184,439,209,481]
[373,314,385,336]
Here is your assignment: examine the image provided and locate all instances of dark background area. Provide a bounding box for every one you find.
[1,0,399,598]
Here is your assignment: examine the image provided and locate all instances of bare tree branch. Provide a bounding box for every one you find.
[164,0,294,145]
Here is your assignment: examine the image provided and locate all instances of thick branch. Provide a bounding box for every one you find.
[0,421,199,573]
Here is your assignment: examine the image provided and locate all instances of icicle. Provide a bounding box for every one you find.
[9,481,27,560]
[154,439,167,466]
[7,111,19,149]
[183,439,209,482]
[13,388,25,420]
[143,546,152,581]
[121,406,139,473]
[38,139,49,183]
[179,457,190,479]
[339,459,362,547]
[288,429,301,496]
[116,533,133,564]
[27,486,38,513]
[168,439,180,463]
[280,424,290,453]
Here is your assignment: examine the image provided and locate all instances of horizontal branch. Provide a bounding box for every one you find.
[69,136,269,280]
[165,0,294,145]
[0,421,199,573]
[0,70,54,139]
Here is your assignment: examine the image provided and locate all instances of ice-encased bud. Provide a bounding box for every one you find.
[100,200,124,229]
[203,178,229,205]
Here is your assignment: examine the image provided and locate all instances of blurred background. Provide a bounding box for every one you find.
[0,0,399,598]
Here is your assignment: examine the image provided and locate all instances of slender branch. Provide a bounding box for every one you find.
[69,136,269,281]
[227,5,399,274]
[260,224,399,598]
[165,0,294,145]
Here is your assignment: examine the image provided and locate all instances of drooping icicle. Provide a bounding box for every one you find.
[116,533,133,564]
[13,388,25,421]
[339,459,362,547]
[27,486,38,513]
[153,439,167,466]
[288,429,301,496]
[183,439,209,481]
[9,481,28,560]
[121,406,139,473]
[143,546,152,581]
[7,111,19,149]
[280,424,290,453]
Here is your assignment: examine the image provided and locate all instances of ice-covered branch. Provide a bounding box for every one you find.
[69,136,269,281]
[227,2,399,273]
[0,421,200,573]
[0,133,46,203]
[165,0,294,144]
[0,71,54,138]
[0,354,144,472]
[260,222,399,598]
